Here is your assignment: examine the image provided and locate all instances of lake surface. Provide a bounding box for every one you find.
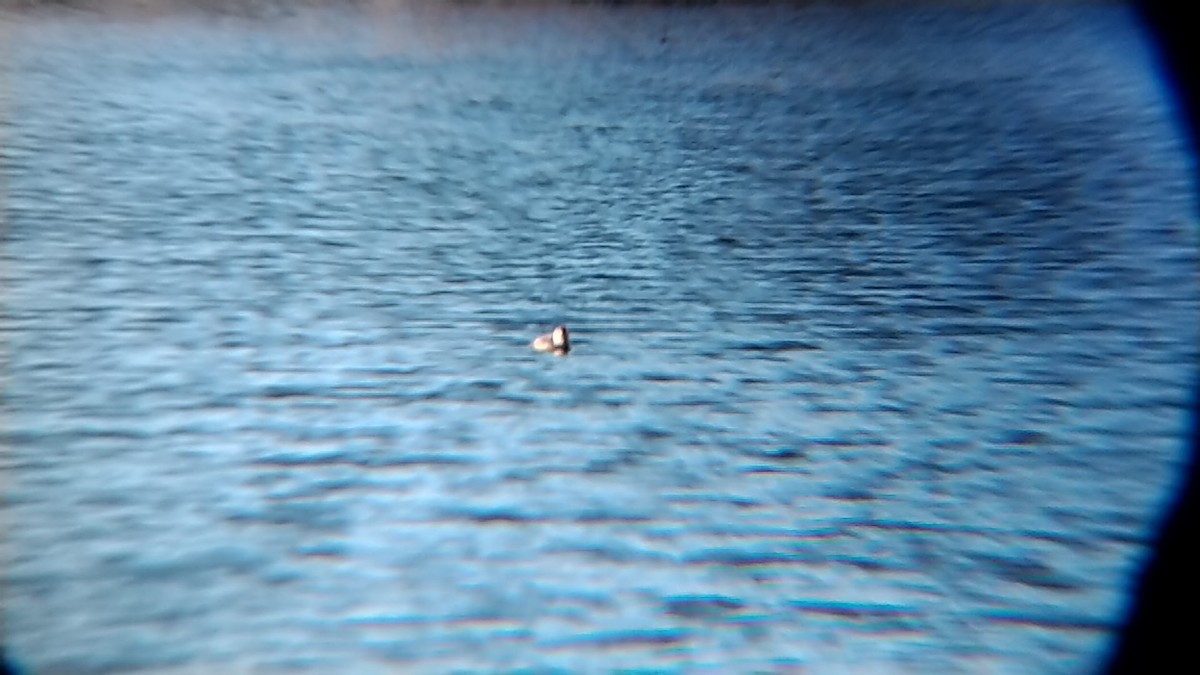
[2,2,1197,673]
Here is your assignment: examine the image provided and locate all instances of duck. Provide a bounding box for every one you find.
[531,325,570,355]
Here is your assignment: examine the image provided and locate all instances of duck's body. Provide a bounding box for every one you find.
[531,325,570,355]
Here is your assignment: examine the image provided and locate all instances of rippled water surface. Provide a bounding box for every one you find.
[2,3,1197,673]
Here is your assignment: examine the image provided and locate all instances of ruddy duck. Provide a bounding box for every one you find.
[531,325,570,355]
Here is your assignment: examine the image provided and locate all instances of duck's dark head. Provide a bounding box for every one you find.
[552,325,570,353]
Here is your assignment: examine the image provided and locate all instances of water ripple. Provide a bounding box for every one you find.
[2,3,1195,674]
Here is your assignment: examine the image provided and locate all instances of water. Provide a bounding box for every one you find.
[1,3,1197,673]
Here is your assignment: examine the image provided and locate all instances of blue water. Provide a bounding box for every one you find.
[1,3,1197,673]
